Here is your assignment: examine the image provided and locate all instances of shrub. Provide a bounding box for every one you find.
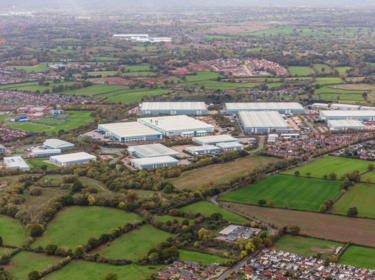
[29,186,42,196]
[27,224,44,237]
[88,237,100,249]
[28,270,41,280]
[45,244,58,255]
[55,246,70,256]
[0,255,10,265]
[104,272,119,280]
[72,180,83,192]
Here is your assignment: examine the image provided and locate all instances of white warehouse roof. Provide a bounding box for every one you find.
[128,144,179,158]
[331,104,360,110]
[138,115,214,132]
[360,106,375,110]
[131,156,179,166]
[141,102,206,111]
[320,111,375,117]
[226,102,303,111]
[3,156,30,171]
[239,111,289,128]
[44,139,74,149]
[99,122,161,138]
[186,145,220,152]
[216,142,244,148]
[193,135,239,143]
[32,149,61,155]
[328,120,365,127]
[50,152,96,164]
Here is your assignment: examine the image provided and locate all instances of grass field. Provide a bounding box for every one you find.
[0,215,28,246]
[91,224,173,260]
[314,64,334,73]
[338,246,375,269]
[6,111,94,135]
[5,63,48,73]
[184,71,223,82]
[331,183,375,218]
[28,159,57,169]
[179,249,225,263]
[5,251,62,279]
[23,187,68,206]
[168,155,277,190]
[288,66,314,76]
[43,261,165,280]
[179,201,248,224]
[31,206,142,249]
[282,157,370,178]
[219,175,342,211]
[336,67,352,75]
[274,235,343,259]
[62,84,127,96]
[314,77,344,85]
[123,64,151,71]
[105,89,171,103]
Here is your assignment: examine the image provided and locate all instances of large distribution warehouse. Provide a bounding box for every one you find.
[98,122,163,142]
[225,102,305,114]
[319,110,375,121]
[330,104,360,110]
[127,144,179,158]
[186,145,221,155]
[131,156,179,170]
[238,111,290,133]
[328,120,366,130]
[140,102,206,115]
[44,139,75,150]
[50,152,97,166]
[138,115,214,137]
[193,135,239,146]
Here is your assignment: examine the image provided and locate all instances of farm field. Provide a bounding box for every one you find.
[314,77,344,85]
[219,175,342,211]
[168,155,277,190]
[43,260,165,280]
[31,206,142,249]
[5,63,49,72]
[288,66,314,76]
[104,89,171,103]
[336,67,352,75]
[91,224,173,260]
[122,64,151,71]
[28,159,57,169]
[282,157,370,178]
[6,111,94,135]
[330,84,375,91]
[0,215,28,246]
[179,201,248,224]
[22,187,68,206]
[315,86,363,94]
[274,235,343,259]
[223,202,375,247]
[338,246,375,269]
[184,71,223,82]
[62,84,127,96]
[314,64,334,73]
[179,249,225,263]
[330,184,375,218]
[75,71,118,77]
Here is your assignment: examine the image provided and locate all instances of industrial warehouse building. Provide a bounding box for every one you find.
[225,102,305,114]
[238,111,290,133]
[216,142,244,151]
[328,120,366,130]
[138,115,214,137]
[3,156,30,171]
[50,152,97,166]
[311,103,329,109]
[186,145,221,155]
[98,122,163,142]
[44,139,75,150]
[193,135,239,146]
[319,110,375,121]
[32,148,61,157]
[131,156,179,170]
[330,104,360,110]
[127,144,179,158]
[360,106,375,111]
[140,102,206,115]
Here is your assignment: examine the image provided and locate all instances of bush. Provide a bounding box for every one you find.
[104,272,119,280]
[55,246,70,256]
[72,180,83,193]
[27,224,44,237]
[29,186,42,196]
[28,270,41,280]
[0,255,10,265]
[45,244,58,255]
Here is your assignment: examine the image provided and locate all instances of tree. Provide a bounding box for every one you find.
[329,255,338,263]
[0,255,9,265]
[347,207,358,217]
[289,225,301,235]
[319,205,327,213]
[73,245,85,258]
[328,172,337,180]
[182,219,189,226]
[263,238,272,247]
[28,270,41,280]
[88,237,99,249]
[0,236,2,246]
[294,171,300,176]
[267,200,276,207]
[72,180,83,192]
[104,273,119,280]
[88,195,95,205]
[305,172,311,177]
[198,228,210,240]
[284,202,289,209]
[364,175,372,184]
[368,164,374,171]
[27,224,44,237]
[323,174,328,180]
[257,199,266,206]
[45,244,58,255]
[194,242,199,248]
[210,212,223,221]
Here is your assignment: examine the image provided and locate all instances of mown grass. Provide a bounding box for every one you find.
[179,249,225,264]
[288,66,314,76]
[339,246,375,269]
[0,215,28,246]
[28,159,57,170]
[314,64,334,73]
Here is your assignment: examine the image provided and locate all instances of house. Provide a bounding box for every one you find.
[183,261,192,268]
[263,270,272,278]
[169,268,179,274]
[275,272,283,279]
[201,269,210,278]
[161,273,171,280]
[208,264,218,273]
[173,261,183,267]
[191,263,200,271]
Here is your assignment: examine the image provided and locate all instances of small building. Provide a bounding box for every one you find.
[181,130,207,138]
[32,148,61,157]
[192,135,239,146]
[49,110,64,114]
[330,104,360,110]
[216,142,244,152]
[280,133,300,139]
[328,120,366,130]
[186,145,221,155]
[131,156,179,170]
[0,144,6,154]
[50,152,97,166]
[140,102,206,115]
[28,112,44,118]
[44,139,75,150]
[319,110,375,121]
[239,111,290,133]
[127,144,179,158]
[3,156,30,171]
[225,102,305,114]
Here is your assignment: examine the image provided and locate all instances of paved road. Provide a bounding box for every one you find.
[100,147,124,164]
[248,136,265,154]
[217,251,258,280]
[304,119,318,134]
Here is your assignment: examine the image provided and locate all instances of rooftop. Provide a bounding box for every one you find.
[186,145,221,151]
[131,156,179,165]
[216,142,244,148]
[128,144,179,157]
[192,135,239,143]
[321,110,375,116]
[226,102,304,111]
[141,102,206,111]
[331,104,360,109]
[138,115,214,132]
[44,139,74,148]
[3,156,29,168]
[50,152,96,162]
[328,120,365,127]
[239,111,289,128]
[99,122,161,137]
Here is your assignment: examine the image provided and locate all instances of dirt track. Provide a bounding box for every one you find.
[225,203,375,246]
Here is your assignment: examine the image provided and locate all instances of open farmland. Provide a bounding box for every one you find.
[179,201,249,224]
[330,84,375,90]
[0,215,28,246]
[338,246,375,269]
[104,89,171,103]
[219,175,342,211]
[282,157,370,178]
[6,63,49,72]
[168,155,277,190]
[274,235,343,259]
[62,84,127,96]
[179,249,225,263]
[224,202,375,247]
[288,66,314,76]
[336,67,352,75]
[314,64,334,73]
[91,224,174,261]
[31,206,142,249]
[314,77,344,85]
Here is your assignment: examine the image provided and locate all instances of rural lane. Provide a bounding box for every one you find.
[217,250,258,280]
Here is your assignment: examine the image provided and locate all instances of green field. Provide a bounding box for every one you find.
[43,260,165,280]
[122,65,151,71]
[219,175,341,211]
[6,63,49,73]
[104,89,171,103]
[179,201,248,224]
[339,246,375,269]
[331,184,375,218]
[314,77,344,85]
[168,155,277,190]
[0,215,28,246]
[91,224,173,260]
[6,111,94,135]
[274,235,343,259]
[31,207,142,249]
[62,84,127,96]
[5,251,62,279]
[314,64,334,73]
[288,66,314,76]
[336,67,352,75]
[184,71,223,82]
[28,159,57,169]
[282,157,370,178]
[179,249,225,264]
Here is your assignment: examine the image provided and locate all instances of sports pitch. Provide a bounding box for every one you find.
[219,175,342,211]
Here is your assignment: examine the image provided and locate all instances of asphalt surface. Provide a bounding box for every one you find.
[217,250,258,280]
